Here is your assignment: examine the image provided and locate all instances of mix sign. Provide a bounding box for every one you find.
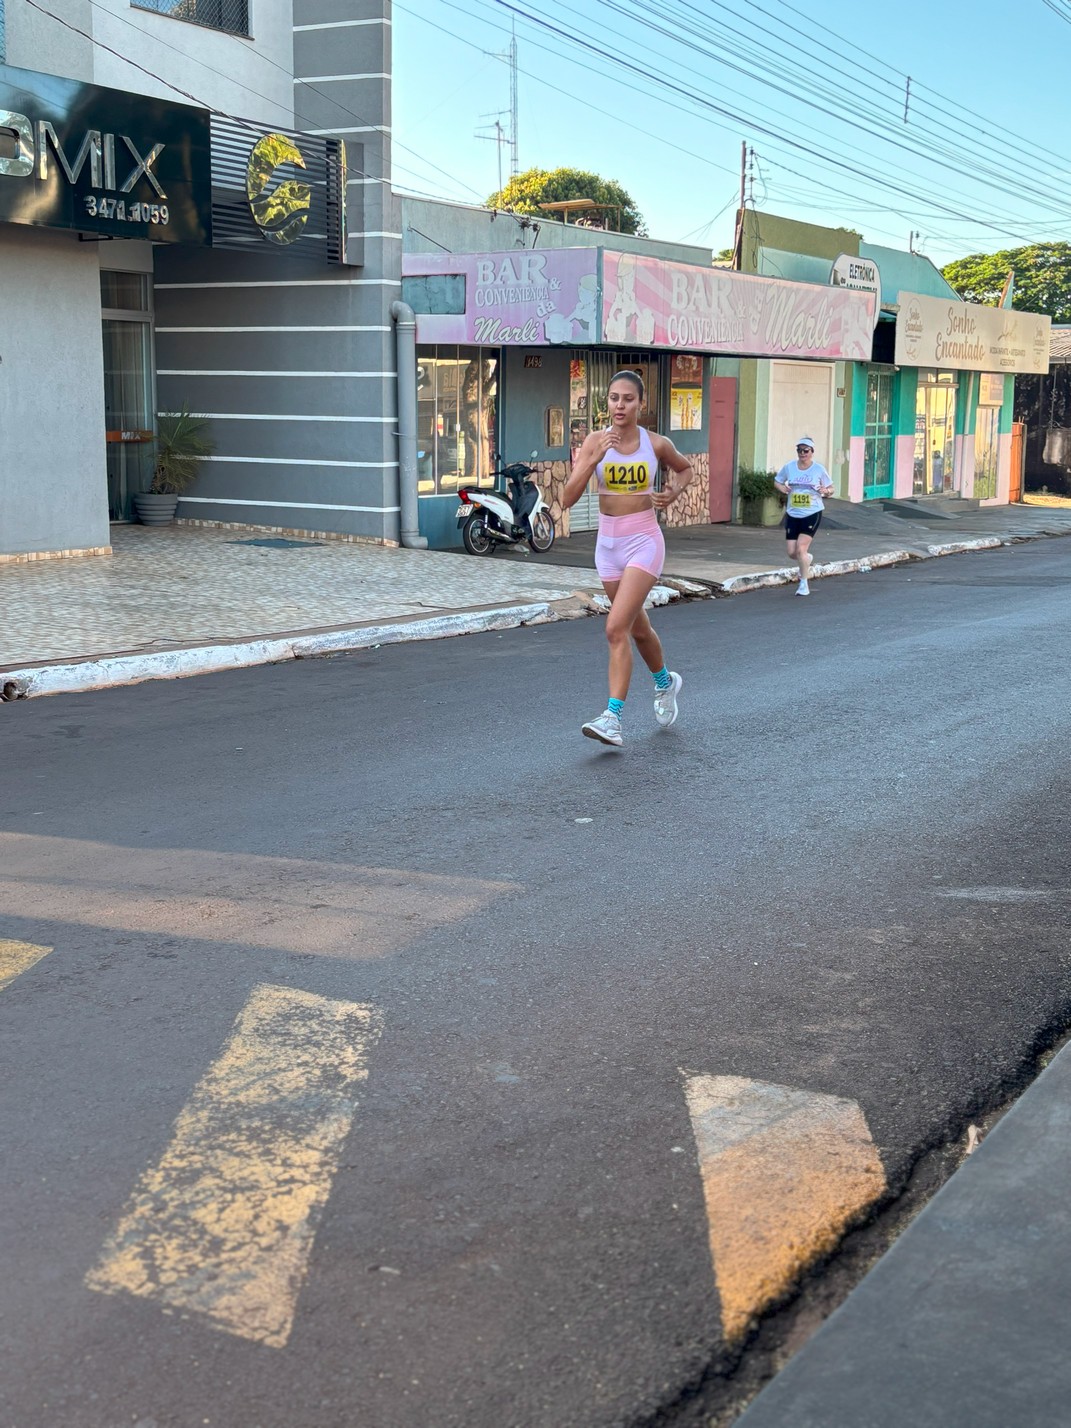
[0,61,212,244]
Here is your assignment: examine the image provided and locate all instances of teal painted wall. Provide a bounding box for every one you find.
[896,369,919,438]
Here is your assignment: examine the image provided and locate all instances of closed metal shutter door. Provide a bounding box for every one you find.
[570,482,601,532]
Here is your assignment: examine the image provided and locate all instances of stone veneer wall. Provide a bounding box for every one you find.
[532,452,710,537]
[531,460,574,537]
[664,452,710,527]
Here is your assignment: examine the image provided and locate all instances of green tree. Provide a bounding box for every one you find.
[941,242,1071,322]
[487,167,646,236]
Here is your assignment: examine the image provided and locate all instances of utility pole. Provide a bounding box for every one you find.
[740,140,747,213]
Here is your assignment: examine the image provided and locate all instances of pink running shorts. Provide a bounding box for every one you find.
[594,508,665,582]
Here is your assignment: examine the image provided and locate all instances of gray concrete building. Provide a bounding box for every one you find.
[1,0,401,560]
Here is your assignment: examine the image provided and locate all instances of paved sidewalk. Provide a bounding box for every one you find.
[0,524,600,668]
[497,496,1071,590]
[736,1038,1071,1427]
[4,498,1071,698]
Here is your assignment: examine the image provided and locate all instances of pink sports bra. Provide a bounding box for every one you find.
[595,426,658,495]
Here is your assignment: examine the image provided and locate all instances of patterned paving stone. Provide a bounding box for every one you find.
[1,526,595,667]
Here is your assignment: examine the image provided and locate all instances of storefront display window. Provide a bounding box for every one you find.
[416,347,498,495]
[974,374,1003,500]
[570,358,588,461]
[914,370,957,495]
[585,351,660,429]
[669,354,703,430]
[101,271,154,521]
[863,368,894,500]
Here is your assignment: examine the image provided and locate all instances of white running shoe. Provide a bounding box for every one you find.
[653,671,683,728]
[582,710,623,746]
[796,580,810,596]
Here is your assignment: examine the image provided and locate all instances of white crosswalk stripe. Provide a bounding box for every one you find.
[86,984,383,1348]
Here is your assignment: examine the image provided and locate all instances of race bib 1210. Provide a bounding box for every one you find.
[603,462,652,493]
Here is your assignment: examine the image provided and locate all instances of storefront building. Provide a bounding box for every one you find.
[1,1,400,561]
[738,210,1050,505]
[402,207,874,547]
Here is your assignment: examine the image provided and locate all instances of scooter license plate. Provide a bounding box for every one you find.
[456,503,473,518]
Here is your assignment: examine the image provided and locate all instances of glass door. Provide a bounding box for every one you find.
[101,272,155,521]
[862,368,894,500]
[569,351,663,532]
[914,373,957,495]
[974,407,1000,500]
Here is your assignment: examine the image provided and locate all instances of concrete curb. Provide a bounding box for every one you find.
[0,531,1046,699]
[717,536,1009,595]
[1,601,572,700]
[925,536,1003,557]
[719,550,915,594]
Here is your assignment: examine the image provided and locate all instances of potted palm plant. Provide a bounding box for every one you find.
[737,465,785,526]
[132,407,214,526]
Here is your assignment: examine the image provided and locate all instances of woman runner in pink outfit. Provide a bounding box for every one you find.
[563,370,694,748]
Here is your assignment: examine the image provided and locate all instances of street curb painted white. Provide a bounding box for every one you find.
[924,537,1003,557]
[0,531,1046,698]
[717,537,1012,594]
[2,602,568,699]
[719,550,916,594]
[587,582,691,613]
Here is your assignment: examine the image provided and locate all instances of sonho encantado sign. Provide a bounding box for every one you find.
[0,62,212,244]
[895,291,1051,374]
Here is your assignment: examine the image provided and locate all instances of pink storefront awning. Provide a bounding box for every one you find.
[403,248,875,360]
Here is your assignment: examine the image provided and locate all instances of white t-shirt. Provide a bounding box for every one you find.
[778,461,831,517]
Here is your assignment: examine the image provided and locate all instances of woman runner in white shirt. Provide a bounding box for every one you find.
[774,436,834,596]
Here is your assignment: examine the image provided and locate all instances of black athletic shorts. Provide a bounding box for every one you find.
[785,511,822,540]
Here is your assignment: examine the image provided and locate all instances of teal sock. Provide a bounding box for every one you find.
[653,666,672,691]
[607,697,625,718]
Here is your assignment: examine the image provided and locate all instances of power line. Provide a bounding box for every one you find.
[26,0,489,206]
[483,0,1049,243]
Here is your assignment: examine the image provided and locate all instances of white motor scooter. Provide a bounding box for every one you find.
[456,459,555,556]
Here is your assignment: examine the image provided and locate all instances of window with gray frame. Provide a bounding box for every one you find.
[132,0,250,38]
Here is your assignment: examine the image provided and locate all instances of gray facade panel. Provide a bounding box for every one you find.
[155,330,393,375]
[156,285,394,329]
[179,500,392,541]
[293,1,389,26]
[142,2,399,545]
[155,373,392,417]
[294,28,387,76]
[182,418,390,464]
[182,463,396,504]
[290,81,389,136]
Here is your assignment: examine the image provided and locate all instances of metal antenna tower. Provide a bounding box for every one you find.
[484,20,519,179]
[508,21,519,177]
[476,114,510,195]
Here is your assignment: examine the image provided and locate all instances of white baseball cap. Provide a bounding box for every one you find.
[796,436,815,450]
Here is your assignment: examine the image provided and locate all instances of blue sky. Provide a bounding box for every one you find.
[392,0,1071,268]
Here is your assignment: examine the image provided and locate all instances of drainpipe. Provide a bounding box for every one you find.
[391,300,428,548]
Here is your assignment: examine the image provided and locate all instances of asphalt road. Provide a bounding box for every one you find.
[4,541,1071,1428]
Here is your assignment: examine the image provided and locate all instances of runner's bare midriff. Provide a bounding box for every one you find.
[599,491,657,516]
